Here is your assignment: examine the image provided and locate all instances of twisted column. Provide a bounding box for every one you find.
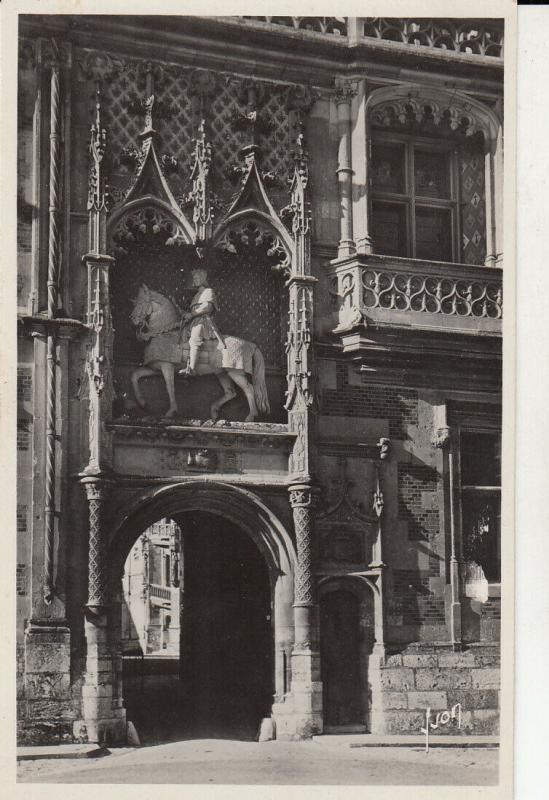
[47,48,61,317]
[44,43,61,604]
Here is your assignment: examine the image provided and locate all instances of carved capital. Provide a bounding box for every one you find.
[334,80,358,105]
[287,84,319,114]
[289,484,317,509]
[377,437,391,460]
[432,427,451,448]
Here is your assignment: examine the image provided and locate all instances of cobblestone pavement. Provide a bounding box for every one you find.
[17,739,499,785]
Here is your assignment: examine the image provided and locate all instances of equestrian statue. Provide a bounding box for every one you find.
[129,268,270,422]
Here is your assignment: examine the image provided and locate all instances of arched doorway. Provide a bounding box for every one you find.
[179,510,272,738]
[108,482,296,743]
[319,579,376,733]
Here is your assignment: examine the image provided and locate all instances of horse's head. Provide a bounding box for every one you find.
[130,284,180,331]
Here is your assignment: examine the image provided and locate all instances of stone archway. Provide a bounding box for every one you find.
[97,481,296,743]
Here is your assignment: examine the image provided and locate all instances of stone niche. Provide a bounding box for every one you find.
[111,241,288,424]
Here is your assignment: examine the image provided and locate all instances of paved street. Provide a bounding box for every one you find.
[18,739,499,785]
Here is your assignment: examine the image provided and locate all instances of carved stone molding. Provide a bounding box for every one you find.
[369,87,499,142]
[78,49,124,82]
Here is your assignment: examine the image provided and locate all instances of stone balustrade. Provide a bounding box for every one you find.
[236,17,504,60]
[361,18,503,58]
[149,584,171,601]
[328,255,502,336]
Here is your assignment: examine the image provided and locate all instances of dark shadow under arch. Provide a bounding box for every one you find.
[109,481,296,742]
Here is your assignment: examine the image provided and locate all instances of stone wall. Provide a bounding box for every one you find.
[379,645,500,735]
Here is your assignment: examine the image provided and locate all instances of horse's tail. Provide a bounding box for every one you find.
[252,346,270,415]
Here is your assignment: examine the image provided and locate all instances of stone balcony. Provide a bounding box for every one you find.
[327,254,502,339]
[235,17,504,61]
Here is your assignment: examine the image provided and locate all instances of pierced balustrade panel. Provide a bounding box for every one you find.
[329,260,503,335]
[360,269,502,319]
[240,16,348,36]
[362,18,503,58]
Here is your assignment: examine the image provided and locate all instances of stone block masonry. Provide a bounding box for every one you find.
[377,645,500,735]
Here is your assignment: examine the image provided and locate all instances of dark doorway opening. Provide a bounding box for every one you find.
[121,511,273,743]
[320,590,363,730]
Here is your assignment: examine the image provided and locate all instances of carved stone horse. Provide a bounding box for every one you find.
[129,285,270,421]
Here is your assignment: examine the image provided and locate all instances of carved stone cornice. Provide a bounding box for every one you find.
[18,315,90,340]
[109,420,295,450]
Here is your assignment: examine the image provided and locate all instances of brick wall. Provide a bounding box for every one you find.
[17,504,28,534]
[320,363,418,438]
[398,463,439,544]
[17,564,28,596]
[17,367,32,403]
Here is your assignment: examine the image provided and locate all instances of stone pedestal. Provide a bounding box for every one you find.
[20,620,74,743]
[76,613,126,745]
[368,647,387,734]
[290,647,323,738]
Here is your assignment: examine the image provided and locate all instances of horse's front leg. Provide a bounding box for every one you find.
[210,371,237,421]
[228,370,258,422]
[131,365,157,409]
[159,361,178,418]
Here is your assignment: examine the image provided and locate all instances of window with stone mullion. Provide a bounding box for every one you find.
[371,134,459,263]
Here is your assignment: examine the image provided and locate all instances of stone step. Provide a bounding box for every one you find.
[17,745,113,761]
[312,734,499,748]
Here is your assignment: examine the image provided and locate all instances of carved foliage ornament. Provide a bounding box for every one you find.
[111,207,189,254]
[285,282,314,410]
[78,50,124,82]
[281,125,311,238]
[317,456,383,523]
[87,90,108,214]
[371,96,486,138]
[217,220,290,272]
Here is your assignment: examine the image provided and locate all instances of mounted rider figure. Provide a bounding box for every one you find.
[179,267,225,377]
